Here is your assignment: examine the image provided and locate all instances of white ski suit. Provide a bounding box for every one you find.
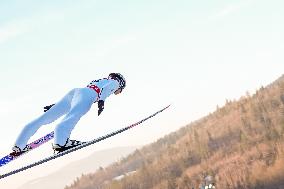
[14,78,120,149]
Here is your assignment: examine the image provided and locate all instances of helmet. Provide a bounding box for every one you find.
[109,73,126,91]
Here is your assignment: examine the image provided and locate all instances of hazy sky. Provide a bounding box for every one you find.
[0,0,283,188]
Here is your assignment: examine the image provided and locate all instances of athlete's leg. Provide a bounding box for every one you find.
[54,88,97,146]
[14,89,76,149]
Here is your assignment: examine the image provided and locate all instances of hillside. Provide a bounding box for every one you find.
[65,74,284,189]
[18,147,137,189]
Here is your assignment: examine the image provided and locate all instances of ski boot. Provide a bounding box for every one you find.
[10,145,31,157]
[52,139,86,154]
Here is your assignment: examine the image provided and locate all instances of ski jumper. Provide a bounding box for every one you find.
[14,79,120,149]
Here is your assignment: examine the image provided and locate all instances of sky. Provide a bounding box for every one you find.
[0,0,284,188]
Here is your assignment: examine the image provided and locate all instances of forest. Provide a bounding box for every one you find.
[65,74,284,189]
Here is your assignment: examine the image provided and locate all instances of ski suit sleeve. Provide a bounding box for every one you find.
[99,81,119,101]
[96,80,119,116]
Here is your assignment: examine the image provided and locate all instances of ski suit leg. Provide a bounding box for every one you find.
[14,89,76,149]
[54,88,98,146]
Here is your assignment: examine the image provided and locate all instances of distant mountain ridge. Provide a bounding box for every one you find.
[65,74,284,189]
[18,146,137,189]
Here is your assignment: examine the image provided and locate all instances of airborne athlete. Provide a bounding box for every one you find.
[10,73,126,156]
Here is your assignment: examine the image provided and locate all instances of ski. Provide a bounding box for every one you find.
[0,132,54,167]
[0,105,170,179]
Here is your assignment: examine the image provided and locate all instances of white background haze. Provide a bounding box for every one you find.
[0,0,283,188]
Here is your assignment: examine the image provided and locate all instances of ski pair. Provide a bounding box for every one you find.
[0,105,170,179]
[0,131,54,167]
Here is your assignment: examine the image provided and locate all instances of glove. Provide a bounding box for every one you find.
[44,104,55,112]
[98,100,104,116]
